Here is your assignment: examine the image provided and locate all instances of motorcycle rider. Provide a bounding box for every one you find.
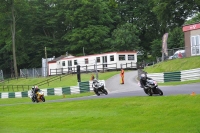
[92,77,99,88]
[32,86,40,101]
[140,73,152,90]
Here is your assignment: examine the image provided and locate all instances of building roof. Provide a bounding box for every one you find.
[48,55,66,63]
[182,22,200,32]
[48,51,137,63]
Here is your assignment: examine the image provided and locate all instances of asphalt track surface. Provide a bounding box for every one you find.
[1,71,200,106]
[66,70,200,100]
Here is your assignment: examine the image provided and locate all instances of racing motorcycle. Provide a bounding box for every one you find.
[140,79,163,96]
[92,79,108,96]
[30,89,45,103]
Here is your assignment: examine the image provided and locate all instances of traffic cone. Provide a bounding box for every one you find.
[190,92,196,96]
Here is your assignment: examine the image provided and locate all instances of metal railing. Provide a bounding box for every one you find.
[50,62,137,75]
[0,85,32,92]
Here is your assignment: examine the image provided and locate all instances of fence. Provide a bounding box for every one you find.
[156,47,187,63]
[0,74,70,92]
[50,62,137,75]
[0,80,105,98]
[20,68,45,78]
[0,85,32,92]
[140,68,200,83]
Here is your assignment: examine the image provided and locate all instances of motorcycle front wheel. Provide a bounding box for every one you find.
[31,97,35,102]
[103,89,108,95]
[94,88,100,96]
[41,96,46,102]
[156,88,163,96]
[147,89,153,96]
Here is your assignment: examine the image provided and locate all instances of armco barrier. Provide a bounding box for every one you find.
[79,81,90,93]
[146,73,164,83]
[146,68,200,83]
[164,71,181,82]
[0,80,106,99]
[181,68,200,81]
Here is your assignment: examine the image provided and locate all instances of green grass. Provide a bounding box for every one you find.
[159,79,200,86]
[1,95,200,133]
[144,56,200,73]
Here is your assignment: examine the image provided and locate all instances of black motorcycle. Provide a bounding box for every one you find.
[92,80,108,96]
[143,79,163,96]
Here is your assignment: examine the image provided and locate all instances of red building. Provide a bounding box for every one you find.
[182,22,200,57]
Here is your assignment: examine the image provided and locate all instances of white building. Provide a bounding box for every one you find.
[48,51,137,75]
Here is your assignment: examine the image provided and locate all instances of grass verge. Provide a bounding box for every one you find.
[0,95,200,133]
[144,56,200,73]
[158,79,200,86]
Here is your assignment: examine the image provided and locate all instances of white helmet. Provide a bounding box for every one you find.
[141,74,146,80]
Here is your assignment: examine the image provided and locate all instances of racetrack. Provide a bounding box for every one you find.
[1,70,200,106]
[105,70,200,97]
[31,70,200,101]
[105,70,141,93]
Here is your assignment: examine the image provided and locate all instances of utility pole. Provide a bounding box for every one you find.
[95,59,98,80]
[83,47,85,56]
[45,47,48,77]
[11,0,18,78]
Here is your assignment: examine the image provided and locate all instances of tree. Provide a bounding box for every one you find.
[150,39,162,58]
[0,0,20,77]
[167,27,184,49]
[110,23,140,51]
[62,0,113,55]
[151,0,200,29]
[184,13,200,25]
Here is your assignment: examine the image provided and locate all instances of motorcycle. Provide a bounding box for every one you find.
[92,80,108,96]
[139,79,163,96]
[30,89,45,103]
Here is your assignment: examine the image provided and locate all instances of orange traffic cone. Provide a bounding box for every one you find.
[190,92,196,96]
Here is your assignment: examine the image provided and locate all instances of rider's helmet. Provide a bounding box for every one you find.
[35,86,39,90]
[93,78,98,82]
[141,74,146,81]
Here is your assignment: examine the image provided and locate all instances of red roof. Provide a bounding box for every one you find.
[182,22,200,32]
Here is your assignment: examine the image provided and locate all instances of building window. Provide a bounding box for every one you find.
[68,60,72,70]
[191,35,200,55]
[85,58,89,64]
[128,55,134,60]
[74,60,77,65]
[119,55,125,61]
[62,61,65,66]
[110,55,114,61]
[96,57,100,63]
[68,60,72,66]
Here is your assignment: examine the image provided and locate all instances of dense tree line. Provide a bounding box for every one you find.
[0,0,200,77]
